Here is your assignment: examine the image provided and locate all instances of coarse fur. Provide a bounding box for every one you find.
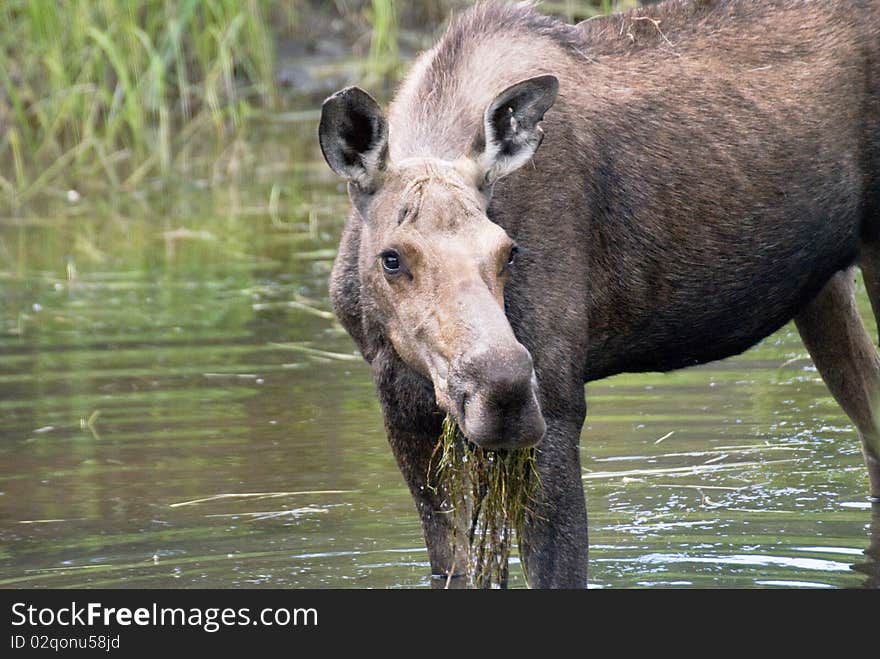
[325,0,880,587]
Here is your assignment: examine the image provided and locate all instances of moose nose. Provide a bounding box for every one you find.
[455,344,546,450]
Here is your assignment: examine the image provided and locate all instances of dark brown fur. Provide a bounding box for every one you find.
[326,0,880,587]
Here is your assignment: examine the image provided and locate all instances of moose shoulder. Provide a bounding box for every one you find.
[319,0,880,588]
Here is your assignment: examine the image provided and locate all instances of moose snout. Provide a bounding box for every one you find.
[451,343,546,450]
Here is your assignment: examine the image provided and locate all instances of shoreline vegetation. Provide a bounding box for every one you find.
[0,1,637,216]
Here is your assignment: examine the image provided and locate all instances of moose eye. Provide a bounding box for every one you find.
[381,250,401,274]
[506,245,520,267]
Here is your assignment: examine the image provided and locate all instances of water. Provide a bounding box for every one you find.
[1,118,878,589]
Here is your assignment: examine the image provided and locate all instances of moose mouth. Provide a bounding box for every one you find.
[444,345,546,451]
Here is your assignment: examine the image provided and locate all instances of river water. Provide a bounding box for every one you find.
[1,116,878,589]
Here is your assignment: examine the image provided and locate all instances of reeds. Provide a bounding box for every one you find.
[365,0,402,86]
[0,0,278,209]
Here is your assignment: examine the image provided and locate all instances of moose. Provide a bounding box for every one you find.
[318,0,880,588]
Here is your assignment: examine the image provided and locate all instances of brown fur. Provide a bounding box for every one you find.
[323,0,880,587]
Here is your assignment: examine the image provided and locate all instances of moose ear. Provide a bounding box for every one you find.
[319,87,388,194]
[470,75,558,189]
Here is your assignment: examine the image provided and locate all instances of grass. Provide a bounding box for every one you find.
[430,414,540,588]
[366,0,403,86]
[0,0,280,211]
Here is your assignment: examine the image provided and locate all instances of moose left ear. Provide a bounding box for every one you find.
[470,75,559,189]
[319,86,388,194]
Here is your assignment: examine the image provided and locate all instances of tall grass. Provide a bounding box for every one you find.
[366,0,402,86]
[0,0,279,209]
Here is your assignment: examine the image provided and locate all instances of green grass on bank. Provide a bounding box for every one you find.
[0,0,281,209]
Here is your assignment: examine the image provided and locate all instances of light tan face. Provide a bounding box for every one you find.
[358,159,545,448]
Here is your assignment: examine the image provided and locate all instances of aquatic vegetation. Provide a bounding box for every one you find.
[431,414,539,588]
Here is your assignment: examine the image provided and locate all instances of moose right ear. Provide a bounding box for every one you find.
[319,87,388,196]
[469,75,558,191]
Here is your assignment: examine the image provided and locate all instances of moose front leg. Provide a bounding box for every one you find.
[385,419,471,588]
[520,413,589,588]
[372,352,470,587]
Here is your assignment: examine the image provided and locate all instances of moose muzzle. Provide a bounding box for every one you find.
[450,342,546,450]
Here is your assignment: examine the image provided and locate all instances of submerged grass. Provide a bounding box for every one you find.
[430,414,539,588]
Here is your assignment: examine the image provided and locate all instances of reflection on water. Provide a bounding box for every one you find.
[1,118,879,588]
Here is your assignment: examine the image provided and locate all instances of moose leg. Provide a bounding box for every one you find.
[385,421,471,587]
[520,409,589,588]
[794,267,880,497]
[373,354,471,587]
